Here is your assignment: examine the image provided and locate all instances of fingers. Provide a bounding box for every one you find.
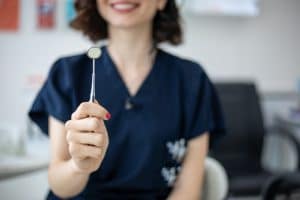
[72,102,111,120]
[65,117,105,132]
[66,131,106,147]
[69,143,102,160]
[66,102,109,165]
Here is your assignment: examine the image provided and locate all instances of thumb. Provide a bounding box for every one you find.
[94,99,100,105]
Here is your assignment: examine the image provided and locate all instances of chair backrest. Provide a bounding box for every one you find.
[210,82,266,177]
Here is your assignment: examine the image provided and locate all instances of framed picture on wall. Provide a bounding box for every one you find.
[37,0,56,29]
[0,0,19,31]
[66,0,76,25]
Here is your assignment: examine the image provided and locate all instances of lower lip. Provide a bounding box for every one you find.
[111,4,139,14]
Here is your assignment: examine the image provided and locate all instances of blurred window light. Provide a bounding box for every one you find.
[177,0,259,17]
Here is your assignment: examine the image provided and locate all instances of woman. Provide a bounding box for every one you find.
[29,0,225,199]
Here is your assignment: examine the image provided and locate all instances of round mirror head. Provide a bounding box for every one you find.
[87,47,101,59]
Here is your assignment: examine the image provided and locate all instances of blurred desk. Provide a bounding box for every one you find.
[0,139,49,181]
[275,110,300,138]
[276,110,300,125]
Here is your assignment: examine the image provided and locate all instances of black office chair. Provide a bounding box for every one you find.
[210,82,300,198]
[262,123,300,200]
[263,172,300,200]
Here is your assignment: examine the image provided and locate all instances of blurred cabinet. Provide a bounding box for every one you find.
[0,170,48,200]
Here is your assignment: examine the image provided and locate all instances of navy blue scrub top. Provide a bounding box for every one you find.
[29,46,225,200]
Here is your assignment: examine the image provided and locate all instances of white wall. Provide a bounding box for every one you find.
[0,0,299,126]
[171,0,300,93]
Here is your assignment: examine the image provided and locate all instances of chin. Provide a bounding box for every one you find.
[108,17,148,29]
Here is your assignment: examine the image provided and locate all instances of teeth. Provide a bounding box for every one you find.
[113,3,136,10]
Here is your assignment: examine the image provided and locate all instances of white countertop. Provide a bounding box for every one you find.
[0,138,50,180]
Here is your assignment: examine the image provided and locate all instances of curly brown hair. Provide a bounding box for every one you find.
[70,0,182,45]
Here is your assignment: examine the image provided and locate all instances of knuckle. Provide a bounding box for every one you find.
[66,131,73,142]
[100,108,107,118]
[94,104,105,117]
[65,120,71,128]
[71,112,76,120]
[98,105,106,114]
[79,102,88,112]
[95,149,102,158]
[69,143,76,155]
[66,120,75,130]
[95,135,103,146]
[79,102,86,108]
[89,118,99,130]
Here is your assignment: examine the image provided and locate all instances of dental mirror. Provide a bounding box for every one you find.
[87,47,102,102]
[88,47,102,59]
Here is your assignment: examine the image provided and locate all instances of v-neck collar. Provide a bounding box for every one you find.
[101,45,161,100]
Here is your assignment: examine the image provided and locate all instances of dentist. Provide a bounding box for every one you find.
[29,0,225,199]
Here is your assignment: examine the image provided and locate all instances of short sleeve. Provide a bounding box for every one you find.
[182,64,226,148]
[28,59,73,135]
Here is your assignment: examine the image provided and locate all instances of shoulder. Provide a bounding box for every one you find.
[48,52,88,80]
[45,53,88,92]
[159,49,210,85]
[50,52,88,75]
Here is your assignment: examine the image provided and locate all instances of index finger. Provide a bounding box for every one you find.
[72,102,111,120]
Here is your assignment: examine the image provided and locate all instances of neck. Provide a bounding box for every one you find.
[107,23,155,70]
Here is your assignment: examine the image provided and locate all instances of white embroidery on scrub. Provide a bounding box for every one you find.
[161,167,176,187]
[166,138,186,162]
[161,138,187,187]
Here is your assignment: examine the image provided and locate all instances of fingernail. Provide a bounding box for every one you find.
[105,112,111,120]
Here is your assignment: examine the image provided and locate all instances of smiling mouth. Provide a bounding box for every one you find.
[110,1,140,13]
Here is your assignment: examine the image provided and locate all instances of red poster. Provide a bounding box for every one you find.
[37,0,56,29]
[0,0,19,31]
